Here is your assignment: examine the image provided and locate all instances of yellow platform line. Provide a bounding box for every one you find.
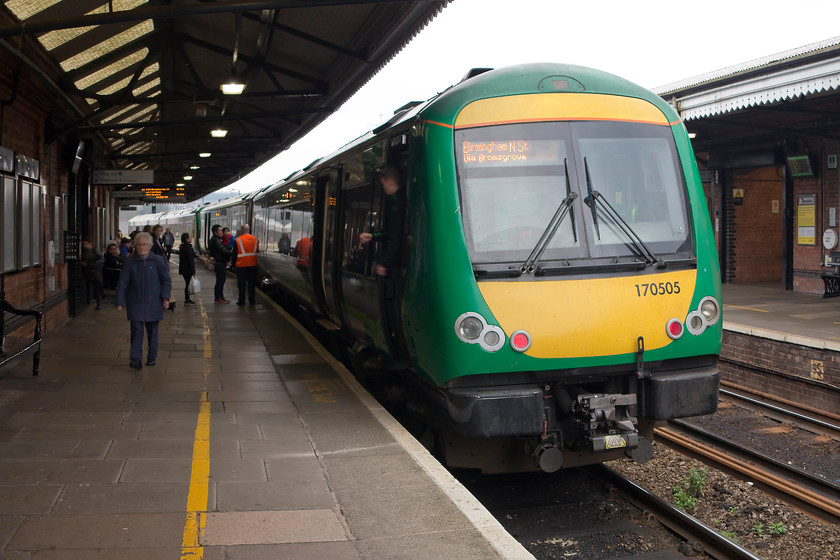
[181,301,213,559]
[723,304,769,313]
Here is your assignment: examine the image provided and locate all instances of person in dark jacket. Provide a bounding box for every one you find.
[115,232,172,369]
[102,242,123,290]
[151,225,166,257]
[208,224,232,303]
[178,232,197,306]
[81,237,104,310]
[358,166,405,277]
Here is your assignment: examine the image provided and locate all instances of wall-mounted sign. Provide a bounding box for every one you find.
[822,229,837,250]
[15,154,39,181]
[733,188,744,206]
[63,231,81,261]
[0,146,13,173]
[797,194,816,245]
[93,169,154,184]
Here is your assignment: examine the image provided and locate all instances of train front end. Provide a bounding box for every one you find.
[404,64,721,472]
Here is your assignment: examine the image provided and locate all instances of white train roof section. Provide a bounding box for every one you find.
[653,36,840,121]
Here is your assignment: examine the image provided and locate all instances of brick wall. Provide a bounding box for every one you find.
[0,48,75,337]
[721,331,840,418]
[730,167,784,283]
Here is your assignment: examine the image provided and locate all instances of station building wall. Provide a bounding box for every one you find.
[729,167,785,284]
[791,150,840,295]
[0,47,112,338]
[703,148,840,295]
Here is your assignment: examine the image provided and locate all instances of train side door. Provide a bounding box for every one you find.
[376,137,410,360]
[316,168,342,325]
[336,145,387,350]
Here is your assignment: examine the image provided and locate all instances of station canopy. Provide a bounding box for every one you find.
[0,0,450,200]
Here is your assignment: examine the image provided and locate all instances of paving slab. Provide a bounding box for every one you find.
[0,266,529,560]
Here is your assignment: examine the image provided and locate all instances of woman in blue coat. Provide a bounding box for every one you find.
[115,232,172,369]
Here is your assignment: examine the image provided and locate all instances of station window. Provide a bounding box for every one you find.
[0,177,42,272]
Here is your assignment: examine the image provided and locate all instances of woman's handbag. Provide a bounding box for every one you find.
[189,276,201,295]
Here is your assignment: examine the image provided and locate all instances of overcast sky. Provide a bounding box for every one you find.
[220,0,840,196]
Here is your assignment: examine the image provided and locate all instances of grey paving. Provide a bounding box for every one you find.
[722,282,840,348]
[0,263,522,559]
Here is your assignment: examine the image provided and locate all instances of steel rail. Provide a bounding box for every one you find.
[592,465,763,560]
[655,424,840,521]
[720,387,840,435]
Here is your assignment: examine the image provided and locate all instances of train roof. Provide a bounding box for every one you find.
[199,193,250,213]
[248,63,679,198]
[421,63,680,125]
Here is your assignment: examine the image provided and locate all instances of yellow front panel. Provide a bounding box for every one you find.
[478,270,697,359]
[454,93,672,129]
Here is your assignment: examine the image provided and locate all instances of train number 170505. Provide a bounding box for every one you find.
[635,282,680,297]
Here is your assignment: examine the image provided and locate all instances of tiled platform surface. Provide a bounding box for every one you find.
[0,264,532,560]
[722,282,840,350]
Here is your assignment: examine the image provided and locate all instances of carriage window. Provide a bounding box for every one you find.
[341,186,373,275]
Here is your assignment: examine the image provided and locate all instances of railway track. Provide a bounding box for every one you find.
[655,416,840,523]
[719,387,840,439]
[454,465,765,560]
[592,465,764,560]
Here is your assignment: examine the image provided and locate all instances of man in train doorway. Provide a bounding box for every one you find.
[209,224,232,303]
[233,224,259,305]
[359,166,405,277]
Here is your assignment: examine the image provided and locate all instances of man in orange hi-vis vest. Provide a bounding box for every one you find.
[232,224,259,306]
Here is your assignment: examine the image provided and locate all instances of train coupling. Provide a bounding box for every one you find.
[576,393,640,452]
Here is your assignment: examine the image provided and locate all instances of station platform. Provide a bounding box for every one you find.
[0,262,533,560]
[722,282,840,350]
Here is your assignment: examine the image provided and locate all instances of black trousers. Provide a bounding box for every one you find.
[182,273,193,302]
[237,266,258,304]
[214,262,227,299]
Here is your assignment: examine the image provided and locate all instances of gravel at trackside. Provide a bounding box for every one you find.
[608,444,840,560]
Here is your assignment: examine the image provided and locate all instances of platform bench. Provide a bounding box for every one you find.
[821,274,840,298]
[0,297,42,376]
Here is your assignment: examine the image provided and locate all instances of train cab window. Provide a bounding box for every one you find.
[455,120,693,268]
[456,122,584,265]
[572,121,691,259]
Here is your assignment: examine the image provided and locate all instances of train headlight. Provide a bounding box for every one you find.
[458,316,483,341]
[699,296,720,325]
[683,296,721,336]
[454,312,506,352]
[686,312,705,335]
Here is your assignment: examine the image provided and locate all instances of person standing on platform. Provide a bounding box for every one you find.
[115,232,171,369]
[162,228,175,260]
[151,225,166,257]
[208,224,232,303]
[233,224,259,305]
[80,237,104,310]
[178,232,197,306]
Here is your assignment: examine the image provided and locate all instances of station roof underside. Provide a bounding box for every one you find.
[0,0,450,199]
[655,37,840,165]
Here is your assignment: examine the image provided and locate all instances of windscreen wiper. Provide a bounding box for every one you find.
[520,158,578,274]
[583,157,659,265]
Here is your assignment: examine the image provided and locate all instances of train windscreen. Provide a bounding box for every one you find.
[455,120,692,267]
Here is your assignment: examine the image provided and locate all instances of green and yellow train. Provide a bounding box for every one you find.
[232,63,721,472]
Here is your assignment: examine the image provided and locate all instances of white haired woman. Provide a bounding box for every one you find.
[115,231,172,369]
